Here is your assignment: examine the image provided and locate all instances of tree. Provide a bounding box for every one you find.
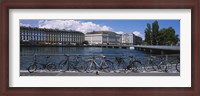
[144,20,179,46]
[158,27,179,45]
[152,20,159,45]
[144,23,152,45]
[174,34,179,44]
[158,28,167,45]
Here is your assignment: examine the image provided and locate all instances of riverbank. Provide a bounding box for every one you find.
[20,44,92,47]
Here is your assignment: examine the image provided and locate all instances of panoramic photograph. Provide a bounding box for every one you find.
[20,20,180,76]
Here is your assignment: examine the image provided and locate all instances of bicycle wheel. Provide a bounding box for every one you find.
[28,64,37,73]
[85,61,95,73]
[100,61,112,73]
[146,62,160,72]
[133,61,143,72]
[126,61,137,72]
[165,63,173,73]
[47,64,56,71]
[148,60,159,71]
[144,63,152,72]
[59,63,66,72]
[176,63,180,72]
[107,60,116,72]
[115,58,125,69]
[60,60,71,72]
[75,61,85,72]
[158,61,167,72]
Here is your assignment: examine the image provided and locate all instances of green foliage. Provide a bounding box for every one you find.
[157,27,179,45]
[144,23,152,45]
[152,20,159,45]
[144,21,179,45]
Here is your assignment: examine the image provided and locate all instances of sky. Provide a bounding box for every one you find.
[20,20,180,40]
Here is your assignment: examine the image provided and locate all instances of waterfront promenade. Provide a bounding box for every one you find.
[20,47,180,76]
[20,71,180,76]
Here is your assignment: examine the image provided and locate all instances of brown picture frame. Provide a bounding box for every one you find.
[0,0,199,96]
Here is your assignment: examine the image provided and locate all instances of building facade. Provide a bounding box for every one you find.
[133,34,143,45]
[85,31,121,45]
[20,27,85,45]
[121,33,142,45]
[122,33,133,45]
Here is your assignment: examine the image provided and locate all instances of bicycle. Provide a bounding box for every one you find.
[143,55,163,72]
[85,55,114,73]
[126,55,144,72]
[163,55,180,72]
[27,55,56,73]
[158,55,174,73]
[58,54,70,72]
[176,57,180,72]
[70,55,85,72]
[140,55,176,73]
[58,55,85,72]
[115,55,127,72]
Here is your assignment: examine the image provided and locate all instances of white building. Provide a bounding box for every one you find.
[121,33,142,45]
[122,33,133,45]
[85,31,121,45]
[20,26,85,45]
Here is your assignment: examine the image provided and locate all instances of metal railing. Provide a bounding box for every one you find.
[20,54,180,73]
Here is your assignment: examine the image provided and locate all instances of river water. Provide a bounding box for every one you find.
[20,47,149,56]
[20,47,151,70]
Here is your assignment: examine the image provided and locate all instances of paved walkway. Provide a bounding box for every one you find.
[20,70,180,76]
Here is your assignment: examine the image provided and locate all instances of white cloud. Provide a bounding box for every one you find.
[20,20,145,39]
[38,20,112,33]
[20,23,31,27]
[133,31,144,40]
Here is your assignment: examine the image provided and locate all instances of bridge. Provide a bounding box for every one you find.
[94,44,131,49]
[94,44,180,55]
[133,45,180,54]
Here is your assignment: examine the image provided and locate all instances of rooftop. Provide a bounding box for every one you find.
[86,31,118,35]
[20,26,84,34]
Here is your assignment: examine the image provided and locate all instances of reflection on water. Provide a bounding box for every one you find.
[20,47,148,56]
